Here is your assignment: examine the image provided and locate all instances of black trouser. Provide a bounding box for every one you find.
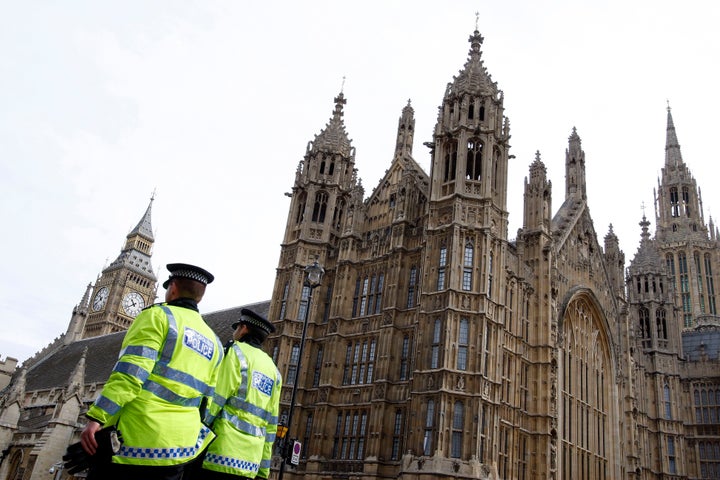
[198,470,253,480]
[87,461,186,480]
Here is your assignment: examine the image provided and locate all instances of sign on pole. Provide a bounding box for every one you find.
[290,440,302,465]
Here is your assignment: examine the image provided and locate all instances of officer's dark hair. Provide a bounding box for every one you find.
[241,322,269,345]
[171,277,206,302]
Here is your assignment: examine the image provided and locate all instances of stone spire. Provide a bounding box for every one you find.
[394,100,415,159]
[310,92,353,157]
[446,29,496,97]
[105,195,156,279]
[64,347,87,399]
[128,193,155,242]
[565,127,587,200]
[664,105,684,168]
[64,283,92,345]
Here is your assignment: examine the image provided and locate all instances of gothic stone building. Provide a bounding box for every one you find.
[1,28,719,480]
[263,30,720,479]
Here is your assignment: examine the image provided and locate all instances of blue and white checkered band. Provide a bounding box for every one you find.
[119,425,211,460]
[172,269,209,284]
[183,327,215,360]
[204,453,260,474]
[251,371,274,396]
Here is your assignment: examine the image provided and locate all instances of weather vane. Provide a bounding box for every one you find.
[341,76,346,93]
[475,11,479,31]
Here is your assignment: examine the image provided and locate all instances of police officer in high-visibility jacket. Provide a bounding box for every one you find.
[199,308,282,479]
[81,263,224,480]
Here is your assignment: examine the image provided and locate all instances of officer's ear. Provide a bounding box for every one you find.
[165,279,179,301]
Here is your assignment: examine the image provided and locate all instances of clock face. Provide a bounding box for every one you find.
[92,286,109,311]
[122,291,145,317]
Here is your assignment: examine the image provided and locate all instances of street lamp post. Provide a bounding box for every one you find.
[278,260,324,480]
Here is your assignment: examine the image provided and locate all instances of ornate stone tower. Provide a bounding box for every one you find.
[654,106,719,329]
[411,26,513,470]
[83,197,157,338]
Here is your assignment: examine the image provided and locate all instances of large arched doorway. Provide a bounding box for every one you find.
[4,449,23,480]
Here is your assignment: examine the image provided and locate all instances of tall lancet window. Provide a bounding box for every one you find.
[670,187,680,217]
[664,384,673,420]
[561,297,612,479]
[296,192,307,223]
[705,254,717,314]
[466,139,482,180]
[333,198,345,230]
[679,252,692,327]
[312,191,328,223]
[696,252,706,314]
[423,400,435,455]
[656,308,668,347]
[488,251,494,296]
[451,401,464,458]
[682,187,691,216]
[437,244,448,290]
[639,307,651,349]
[443,140,457,182]
[462,242,473,291]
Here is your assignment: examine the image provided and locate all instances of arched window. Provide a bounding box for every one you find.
[312,191,328,223]
[407,265,417,308]
[457,318,468,370]
[639,307,651,349]
[443,140,457,182]
[462,242,473,291]
[670,187,680,217]
[437,244,447,290]
[400,335,410,380]
[287,343,300,385]
[466,139,482,180]
[279,282,289,320]
[488,250,494,295]
[682,187,690,216]
[656,308,668,346]
[561,297,613,478]
[705,254,717,314]
[295,192,307,223]
[679,252,692,327]
[664,384,672,420]
[391,410,404,460]
[313,347,323,387]
[424,400,435,455]
[451,401,464,458]
[431,319,442,368]
[333,198,345,230]
[493,151,499,190]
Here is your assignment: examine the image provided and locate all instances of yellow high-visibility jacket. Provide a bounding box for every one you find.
[87,303,223,466]
[202,341,282,478]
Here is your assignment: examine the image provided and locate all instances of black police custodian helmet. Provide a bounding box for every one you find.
[232,308,275,335]
[162,263,215,289]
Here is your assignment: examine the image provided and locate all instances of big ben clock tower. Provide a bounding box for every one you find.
[83,197,158,338]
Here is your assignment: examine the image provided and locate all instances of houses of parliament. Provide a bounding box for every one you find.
[1,28,719,480]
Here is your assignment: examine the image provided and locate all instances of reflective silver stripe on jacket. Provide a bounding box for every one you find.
[118,345,159,361]
[135,305,211,406]
[227,396,277,424]
[94,395,121,416]
[220,409,266,438]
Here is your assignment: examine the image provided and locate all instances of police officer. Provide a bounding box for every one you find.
[198,308,282,479]
[81,263,224,480]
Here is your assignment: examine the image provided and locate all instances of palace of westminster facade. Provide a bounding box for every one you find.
[0,29,719,480]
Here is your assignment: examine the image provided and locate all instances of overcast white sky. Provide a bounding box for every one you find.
[2,1,719,363]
